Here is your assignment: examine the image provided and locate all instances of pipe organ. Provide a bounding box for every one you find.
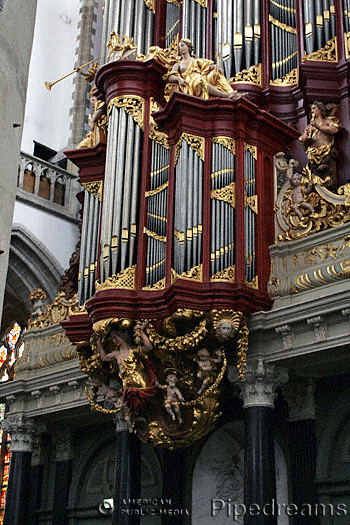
[61,0,350,450]
[63,0,350,327]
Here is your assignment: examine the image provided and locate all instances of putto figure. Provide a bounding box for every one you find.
[156,373,185,424]
[286,171,314,219]
[197,348,223,395]
[299,101,340,186]
[163,38,245,100]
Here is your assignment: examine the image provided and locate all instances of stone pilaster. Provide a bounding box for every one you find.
[283,378,320,524]
[52,427,73,525]
[236,358,288,525]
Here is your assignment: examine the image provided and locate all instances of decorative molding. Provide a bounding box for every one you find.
[275,324,294,350]
[95,265,136,291]
[1,415,45,453]
[283,379,316,421]
[235,358,288,408]
[306,316,328,342]
[269,15,296,34]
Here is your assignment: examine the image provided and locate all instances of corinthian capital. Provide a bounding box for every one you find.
[237,358,288,409]
[1,415,45,452]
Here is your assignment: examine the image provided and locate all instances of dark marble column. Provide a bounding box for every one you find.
[238,358,288,525]
[284,379,320,525]
[161,449,185,525]
[2,415,44,525]
[112,414,141,525]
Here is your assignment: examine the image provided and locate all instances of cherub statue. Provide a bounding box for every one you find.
[77,87,107,148]
[87,378,133,432]
[163,38,247,100]
[95,320,158,411]
[196,348,223,395]
[299,101,340,186]
[286,171,314,218]
[216,320,235,342]
[156,373,185,424]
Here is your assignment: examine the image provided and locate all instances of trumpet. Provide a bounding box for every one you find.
[45,56,101,91]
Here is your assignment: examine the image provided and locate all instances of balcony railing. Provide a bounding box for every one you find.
[17,152,80,218]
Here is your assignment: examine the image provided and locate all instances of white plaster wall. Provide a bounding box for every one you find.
[0,0,38,321]
[13,201,79,270]
[21,0,81,154]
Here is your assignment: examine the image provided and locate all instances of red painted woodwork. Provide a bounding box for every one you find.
[95,59,167,108]
[64,142,106,184]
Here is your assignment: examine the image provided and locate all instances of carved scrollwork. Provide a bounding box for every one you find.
[302,36,337,63]
[95,265,136,291]
[230,63,261,86]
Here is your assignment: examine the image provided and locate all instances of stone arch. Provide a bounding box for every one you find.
[69,428,162,523]
[2,224,64,332]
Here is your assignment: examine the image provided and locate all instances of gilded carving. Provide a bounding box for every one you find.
[270,68,297,86]
[211,265,235,282]
[244,143,257,160]
[144,0,155,12]
[95,265,136,291]
[211,182,235,208]
[106,32,137,62]
[269,15,296,34]
[145,180,169,198]
[28,292,81,330]
[164,38,244,101]
[108,96,144,130]
[230,63,261,86]
[212,136,235,154]
[82,181,103,201]
[302,36,337,62]
[175,132,205,163]
[143,227,166,243]
[149,99,169,148]
[275,152,350,242]
[76,309,246,448]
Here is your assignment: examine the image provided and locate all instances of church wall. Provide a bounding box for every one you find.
[0,0,38,321]
[13,200,80,270]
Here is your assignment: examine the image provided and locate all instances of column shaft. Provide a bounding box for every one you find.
[3,451,32,525]
[161,449,185,525]
[244,406,277,525]
[112,431,141,525]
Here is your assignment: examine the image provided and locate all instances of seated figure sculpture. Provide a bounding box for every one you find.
[163,38,245,100]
